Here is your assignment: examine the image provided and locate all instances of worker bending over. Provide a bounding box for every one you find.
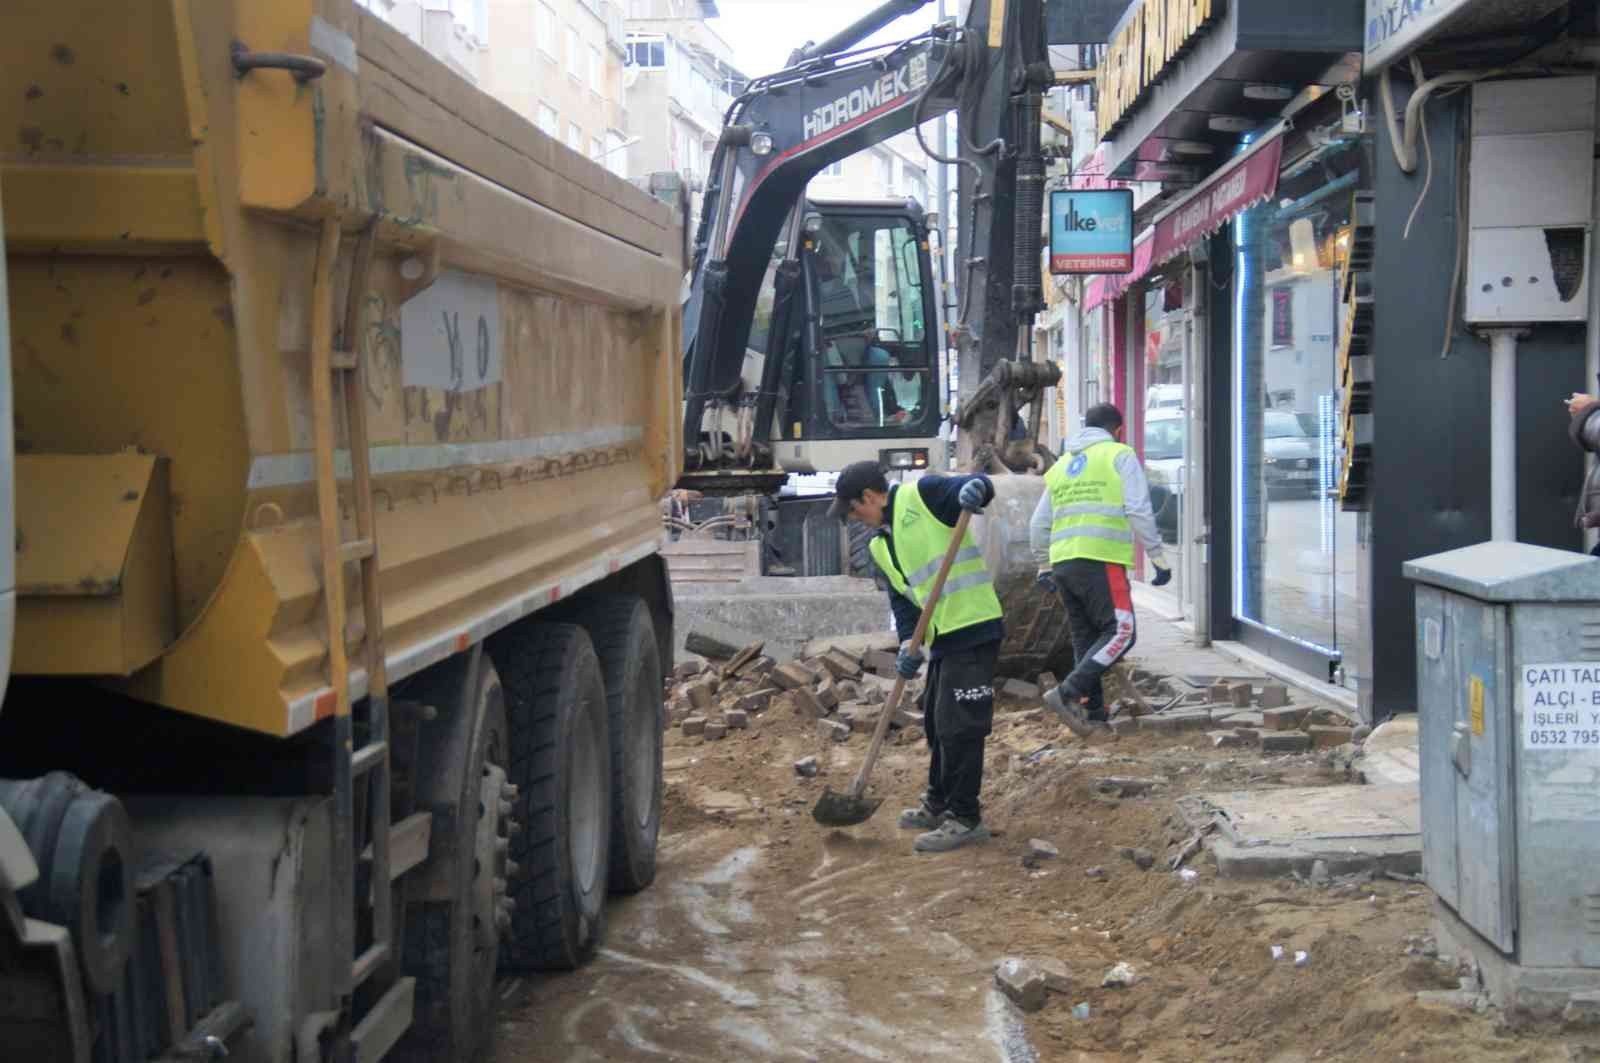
[1033,403,1170,735]
[830,461,1003,852]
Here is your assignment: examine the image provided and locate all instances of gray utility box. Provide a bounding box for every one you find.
[1405,543,1600,990]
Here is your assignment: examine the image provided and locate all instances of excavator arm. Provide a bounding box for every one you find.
[678,0,1058,490]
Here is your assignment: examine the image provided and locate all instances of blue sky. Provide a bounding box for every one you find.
[708,0,943,80]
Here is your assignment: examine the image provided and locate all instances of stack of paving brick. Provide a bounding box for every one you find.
[667,634,922,744]
[1105,679,1358,752]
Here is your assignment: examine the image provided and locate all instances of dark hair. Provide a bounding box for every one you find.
[1085,403,1124,433]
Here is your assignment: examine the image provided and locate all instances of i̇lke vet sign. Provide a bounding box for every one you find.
[1364,0,1472,74]
[1049,189,1135,275]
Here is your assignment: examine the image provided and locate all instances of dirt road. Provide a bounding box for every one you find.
[492,685,1594,1062]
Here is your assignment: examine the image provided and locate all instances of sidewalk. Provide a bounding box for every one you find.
[1123,582,1423,880]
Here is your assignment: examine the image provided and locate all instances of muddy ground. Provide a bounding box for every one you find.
[491,677,1598,1062]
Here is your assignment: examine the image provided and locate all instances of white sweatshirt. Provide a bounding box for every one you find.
[1029,427,1169,570]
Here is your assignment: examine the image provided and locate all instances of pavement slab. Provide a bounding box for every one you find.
[1177,784,1422,879]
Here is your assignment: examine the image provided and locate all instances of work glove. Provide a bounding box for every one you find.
[1151,565,1173,588]
[1036,569,1057,596]
[896,644,925,679]
[958,479,988,514]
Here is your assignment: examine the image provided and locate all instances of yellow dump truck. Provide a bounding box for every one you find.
[0,2,681,1060]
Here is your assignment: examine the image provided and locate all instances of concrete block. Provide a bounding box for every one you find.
[673,660,705,681]
[1215,710,1265,729]
[819,719,852,743]
[723,710,749,730]
[1227,682,1253,708]
[1308,725,1354,749]
[832,680,862,703]
[1208,682,1232,702]
[799,630,896,662]
[789,685,826,719]
[681,716,707,736]
[816,680,840,711]
[1256,684,1290,709]
[994,958,1048,1013]
[862,649,899,676]
[1305,707,1350,728]
[737,691,772,715]
[1564,992,1600,1026]
[703,721,729,740]
[793,755,819,778]
[1260,706,1310,731]
[819,652,863,680]
[773,663,818,691]
[1033,957,1072,994]
[1110,716,1139,735]
[1094,776,1161,796]
[1233,728,1263,746]
[1002,677,1041,700]
[683,678,717,711]
[1260,731,1312,754]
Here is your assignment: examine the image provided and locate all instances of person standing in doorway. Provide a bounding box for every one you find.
[829,461,1003,853]
[1032,403,1171,736]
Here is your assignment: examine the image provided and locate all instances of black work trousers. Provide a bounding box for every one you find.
[1053,559,1138,719]
[920,640,999,824]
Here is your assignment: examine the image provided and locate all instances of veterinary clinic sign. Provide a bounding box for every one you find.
[1364,0,1472,73]
[1097,0,1224,140]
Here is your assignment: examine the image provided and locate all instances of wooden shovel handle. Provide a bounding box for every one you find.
[848,509,976,799]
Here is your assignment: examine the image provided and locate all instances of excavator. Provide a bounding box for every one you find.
[676,0,1078,673]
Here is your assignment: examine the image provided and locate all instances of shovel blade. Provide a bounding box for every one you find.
[811,787,883,828]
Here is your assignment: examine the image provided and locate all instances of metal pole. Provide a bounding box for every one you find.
[1587,161,1600,552]
[1486,327,1526,542]
[937,0,954,469]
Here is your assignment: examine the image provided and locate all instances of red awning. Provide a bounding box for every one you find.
[1081,126,1288,311]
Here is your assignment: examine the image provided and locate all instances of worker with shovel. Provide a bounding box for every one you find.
[826,461,1004,852]
[1034,402,1170,736]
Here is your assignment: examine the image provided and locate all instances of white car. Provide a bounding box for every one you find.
[1143,409,1183,544]
[1146,384,1183,411]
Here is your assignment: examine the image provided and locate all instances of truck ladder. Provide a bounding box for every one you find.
[309,216,413,1059]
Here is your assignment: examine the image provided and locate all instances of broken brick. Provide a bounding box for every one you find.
[1260,706,1310,731]
[703,721,728,740]
[723,710,749,730]
[683,679,717,711]
[1227,682,1253,708]
[1002,677,1041,700]
[994,958,1048,1013]
[673,659,705,681]
[737,691,772,715]
[1033,957,1072,993]
[819,652,863,680]
[1028,838,1059,861]
[1209,730,1249,749]
[815,680,840,711]
[789,685,826,719]
[793,755,819,778]
[680,716,707,736]
[720,641,766,678]
[1208,682,1232,702]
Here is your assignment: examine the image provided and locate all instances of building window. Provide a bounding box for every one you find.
[823,160,844,177]
[590,136,604,161]
[875,155,892,195]
[605,130,629,177]
[536,103,558,137]
[625,35,665,69]
[568,122,583,151]
[536,3,556,56]
[567,27,581,75]
[588,44,602,92]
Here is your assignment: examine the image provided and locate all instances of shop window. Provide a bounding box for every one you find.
[1231,142,1367,683]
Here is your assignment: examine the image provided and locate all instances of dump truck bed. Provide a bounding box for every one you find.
[2,0,682,735]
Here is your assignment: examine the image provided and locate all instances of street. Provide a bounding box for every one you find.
[488,619,1588,1062]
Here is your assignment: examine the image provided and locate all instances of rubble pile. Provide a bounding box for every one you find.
[666,631,925,745]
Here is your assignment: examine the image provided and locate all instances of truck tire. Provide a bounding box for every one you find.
[564,595,662,894]
[486,623,612,970]
[395,653,511,1063]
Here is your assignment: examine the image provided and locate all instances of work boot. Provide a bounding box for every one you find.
[898,801,946,830]
[1044,683,1095,738]
[913,817,992,853]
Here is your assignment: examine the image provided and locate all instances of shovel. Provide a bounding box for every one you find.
[812,509,975,828]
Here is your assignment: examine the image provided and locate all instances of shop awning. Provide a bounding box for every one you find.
[1082,125,1288,312]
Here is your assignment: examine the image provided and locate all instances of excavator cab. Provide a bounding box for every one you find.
[753,198,942,477]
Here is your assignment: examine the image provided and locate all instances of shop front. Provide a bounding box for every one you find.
[1093,0,1366,689]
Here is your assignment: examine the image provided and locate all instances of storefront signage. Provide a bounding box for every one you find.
[1050,190,1135,274]
[1097,0,1224,140]
[1364,0,1472,74]
[1151,136,1284,264]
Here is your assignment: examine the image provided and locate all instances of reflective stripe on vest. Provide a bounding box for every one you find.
[1044,441,1135,566]
[867,484,1003,642]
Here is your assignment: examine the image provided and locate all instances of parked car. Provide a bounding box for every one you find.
[1263,410,1322,496]
[1143,410,1184,543]
[1147,383,1183,411]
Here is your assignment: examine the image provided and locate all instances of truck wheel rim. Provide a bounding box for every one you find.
[628,657,658,831]
[570,693,605,897]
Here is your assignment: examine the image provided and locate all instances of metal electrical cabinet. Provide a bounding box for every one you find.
[1405,543,1600,971]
